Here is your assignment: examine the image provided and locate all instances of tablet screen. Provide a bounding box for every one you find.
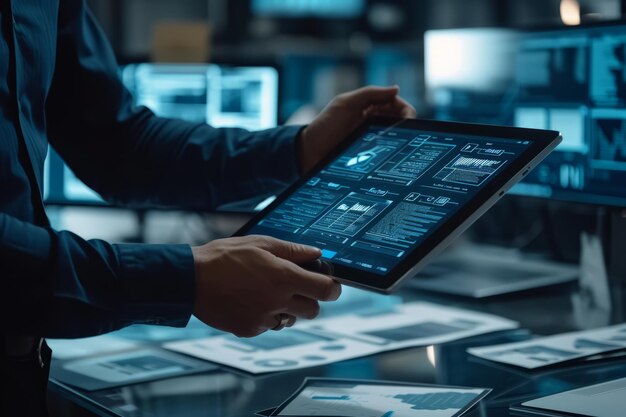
[244,124,532,276]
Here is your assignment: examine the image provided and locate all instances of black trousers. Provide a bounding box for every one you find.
[1,339,51,417]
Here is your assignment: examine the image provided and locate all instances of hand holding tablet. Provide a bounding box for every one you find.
[297,86,417,173]
[235,117,561,293]
[191,236,341,337]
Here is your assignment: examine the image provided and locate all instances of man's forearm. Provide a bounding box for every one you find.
[1,212,195,338]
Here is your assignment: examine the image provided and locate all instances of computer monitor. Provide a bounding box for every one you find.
[44,63,279,206]
[425,28,521,125]
[121,63,279,130]
[121,64,211,123]
[510,23,626,207]
[205,65,278,131]
[251,0,364,19]
[425,24,626,207]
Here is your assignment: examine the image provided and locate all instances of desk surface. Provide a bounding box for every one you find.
[49,274,626,417]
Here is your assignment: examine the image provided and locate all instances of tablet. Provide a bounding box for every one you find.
[234,117,561,293]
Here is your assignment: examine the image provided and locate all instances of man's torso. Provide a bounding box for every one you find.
[0,0,60,224]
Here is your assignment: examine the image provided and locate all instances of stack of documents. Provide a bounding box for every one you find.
[164,302,518,373]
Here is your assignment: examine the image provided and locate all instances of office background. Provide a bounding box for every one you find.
[46,0,626,276]
[46,1,626,415]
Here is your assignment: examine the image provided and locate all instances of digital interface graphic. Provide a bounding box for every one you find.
[427,25,626,206]
[510,28,626,205]
[246,125,530,275]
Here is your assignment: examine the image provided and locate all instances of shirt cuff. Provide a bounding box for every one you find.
[112,243,195,327]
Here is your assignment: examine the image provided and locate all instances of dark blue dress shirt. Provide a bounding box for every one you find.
[0,0,301,338]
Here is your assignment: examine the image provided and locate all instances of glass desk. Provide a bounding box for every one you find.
[48,274,626,417]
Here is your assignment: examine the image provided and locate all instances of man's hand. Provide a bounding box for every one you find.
[191,235,341,338]
[297,85,417,173]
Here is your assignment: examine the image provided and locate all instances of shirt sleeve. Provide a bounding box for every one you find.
[23,0,303,338]
[0,212,195,338]
[46,0,302,210]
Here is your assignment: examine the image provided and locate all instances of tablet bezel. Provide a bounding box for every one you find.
[234,117,561,293]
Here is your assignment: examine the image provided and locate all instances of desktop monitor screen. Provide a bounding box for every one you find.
[510,24,626,207]
[251,0,364,18]
[424,28,520,125]
[425,29,520,98]
[425,24,626,207]
[121,63,279,131]
[206,65,279,131]
[121,64,211,123]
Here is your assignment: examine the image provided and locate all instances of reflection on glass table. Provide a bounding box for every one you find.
[49,280,626,417]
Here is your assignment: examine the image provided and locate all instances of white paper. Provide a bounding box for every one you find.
[164,328,384,374]
[52,348,217,391]
[274,378,488,417]
[302,302,519,349]
[164,302,518,374]
[64,350,193,383]
[467,323,626,369]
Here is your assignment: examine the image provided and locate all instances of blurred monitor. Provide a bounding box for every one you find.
[250,0,364,38]
[425,24,626,208]
[251,0,364,18]
[425,28,520,125]
[44,63,279,206]
[122,63,278,131]
[121,64,210,123]
[206,65,278,131]
[511,24,626,207]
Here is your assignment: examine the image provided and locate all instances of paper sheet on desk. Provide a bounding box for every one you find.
[51,348,218,391]
[266,378,490,417]
[467,323,626,369]
[164,302,518,374]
